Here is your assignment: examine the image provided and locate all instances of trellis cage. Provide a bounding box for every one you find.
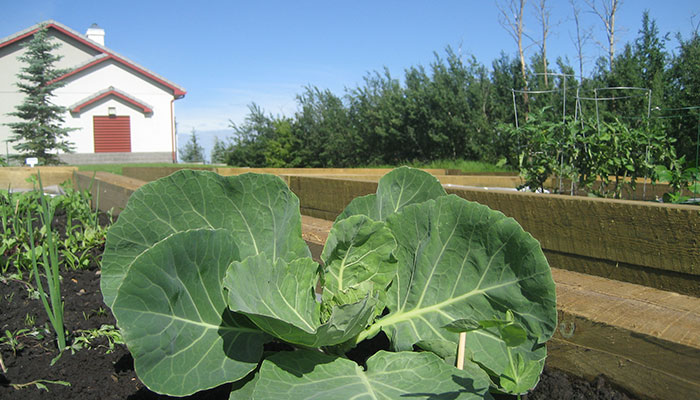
[649,105,700,195]
[510,72,580,193]
[574,86,652,133]
[575,87,653,198]
[510,72,579,129]
[510,82,658,197]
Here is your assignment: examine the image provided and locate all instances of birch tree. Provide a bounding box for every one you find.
[585,0,622,70]
[533,0,552,87]
[496,0,530,111]
[569,0,592,80]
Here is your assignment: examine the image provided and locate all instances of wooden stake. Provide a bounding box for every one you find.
[456,331,467,370]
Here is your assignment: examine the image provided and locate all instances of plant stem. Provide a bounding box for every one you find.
[456,331,466,369]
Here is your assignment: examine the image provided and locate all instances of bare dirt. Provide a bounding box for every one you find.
[0,212,638,399]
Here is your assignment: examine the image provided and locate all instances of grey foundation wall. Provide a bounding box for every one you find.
[59,152,173,164]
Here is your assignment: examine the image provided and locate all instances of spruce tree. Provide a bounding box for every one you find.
[210,136,230,164]
[180,128,205,163]
[6,24,75,165]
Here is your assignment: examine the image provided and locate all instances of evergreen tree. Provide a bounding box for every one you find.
[347,69,408,165]
[634,11,668,108]
[668,32,700,162]
[210,136,230,164]
[293,86,357,167]
[179,128,205,163]
[6,24,75,165]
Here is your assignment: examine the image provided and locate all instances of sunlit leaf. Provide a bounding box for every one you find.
[321,214,397,319]
[362,194,556,394]
[102,170,310,307]
[112,229,267,396]
[337,166,445,221]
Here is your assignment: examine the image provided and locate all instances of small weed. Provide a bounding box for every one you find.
[26,285,40,300]
[68,325,123,354]
[82,306,109,321]
[1,329,23,355]
[24,313,36,327]
[0,328,46,356]
[4,291,14,304]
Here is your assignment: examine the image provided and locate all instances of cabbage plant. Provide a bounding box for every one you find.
[101,167,556,399]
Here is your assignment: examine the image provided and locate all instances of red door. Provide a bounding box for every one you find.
[93,116,131,152]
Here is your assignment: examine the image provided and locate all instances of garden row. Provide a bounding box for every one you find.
[3,166,698,399]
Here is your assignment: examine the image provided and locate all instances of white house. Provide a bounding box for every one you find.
[0,20,186,164]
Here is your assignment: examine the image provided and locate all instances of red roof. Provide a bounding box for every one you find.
[0,21,186,98]
[71,87,153,114]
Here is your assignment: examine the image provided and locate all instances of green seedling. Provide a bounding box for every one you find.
[67,324,123,354]
[0,328,45,356]
[1,329,24,356]
[24,313,36,327]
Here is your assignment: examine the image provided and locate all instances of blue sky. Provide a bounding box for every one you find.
[2,1,698,160]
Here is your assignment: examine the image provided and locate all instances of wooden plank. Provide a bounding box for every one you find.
[122,166,214,182]
[74,171,144,215]
[546,338,698,400]
[545,250,699,297]
[444,186,700,276]
[288,175,378,220]
[0,166,76,188]
[215,168,446,176]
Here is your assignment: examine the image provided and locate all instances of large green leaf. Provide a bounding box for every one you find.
[240,349,494,399]
[112,229,267,396]
[359,195,556,394]
[321,214,397,318]
[101,170,310,307]
[224,253,377,347]
[337,166,446,221]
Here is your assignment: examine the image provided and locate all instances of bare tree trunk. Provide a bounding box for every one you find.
[534,0,551,87]
[497,0,530,113]
[569,0,591,80]
[585,0,622,71]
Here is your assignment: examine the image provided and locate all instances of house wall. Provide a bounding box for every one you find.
[55,61,175,155]
[0,40,25,147]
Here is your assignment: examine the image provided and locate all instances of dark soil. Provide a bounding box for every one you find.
[0,214,639,399]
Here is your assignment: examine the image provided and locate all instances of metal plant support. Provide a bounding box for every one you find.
[511,82,656,197]
[651,105,700,198]
[574,86,653,199]
[511,72,577,193]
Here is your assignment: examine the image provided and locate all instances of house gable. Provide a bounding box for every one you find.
[71,87,153,115]
[0,20,186,98]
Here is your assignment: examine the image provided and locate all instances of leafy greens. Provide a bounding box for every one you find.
[101,167,556,398]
